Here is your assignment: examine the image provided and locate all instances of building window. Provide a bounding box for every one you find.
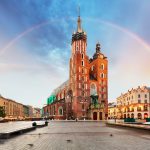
[58,107,63,116]
[81,61,84,66]
[138,94,140,98]
[137,107,141,111]
[82,104,84,110]
[137,113,142,119]
[144,113,148,119]
[82,91,84,97]
[131,108,134,112]
[131,113,134,118]
[82,84,84,89]
[100,64,104,70]
[82,53,84,59]
[144,105,148,111]
[138,100,141,103]
[90,83,97,95]
[100,73,104,78]
[145,94,147,98]
[144,100,147,103]
[91,65,94,71]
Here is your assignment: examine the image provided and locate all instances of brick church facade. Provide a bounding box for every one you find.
[43,15,108,120]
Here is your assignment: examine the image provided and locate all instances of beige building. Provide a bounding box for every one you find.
[117,86,150,119]
[108,102,117,119]
[33,107,41,118]
[0,95,24,120]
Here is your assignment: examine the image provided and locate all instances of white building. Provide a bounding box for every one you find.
[117,86,150,119]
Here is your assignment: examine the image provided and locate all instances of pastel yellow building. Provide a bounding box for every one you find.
[0,95,24,120]
[117,86,150,119]
[108,102,117,119]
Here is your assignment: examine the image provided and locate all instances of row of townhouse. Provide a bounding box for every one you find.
[0,95,41,120]
[108,86,150,120]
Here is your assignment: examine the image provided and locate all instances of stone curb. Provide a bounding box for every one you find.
[106,122,150,131]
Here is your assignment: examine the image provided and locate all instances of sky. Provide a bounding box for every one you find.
[0,0,150,108]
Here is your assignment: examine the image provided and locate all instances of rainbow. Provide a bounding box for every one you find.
[0,18,150,56]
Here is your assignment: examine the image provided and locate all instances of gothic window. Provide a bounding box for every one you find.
[82,91,84,97]
[100,64,104,70]
[82,84,84,89]
[100,73,104,78]
[76,46,78,51]
[82,53,84,59]
[82,61,84,66]
[53,105,55,115]
[90,83,97,95]
[82,104,84,110]
[91,65,94,71]
[58,107,63,116]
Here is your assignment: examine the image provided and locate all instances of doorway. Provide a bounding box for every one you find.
[99,112,103,120]
[93,112,97,120]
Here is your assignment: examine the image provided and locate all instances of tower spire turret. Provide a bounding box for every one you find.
[77,6,82,32]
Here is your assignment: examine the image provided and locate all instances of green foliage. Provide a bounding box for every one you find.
[0,106,6,118]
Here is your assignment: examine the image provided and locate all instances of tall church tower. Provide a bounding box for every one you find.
[69,15,90,119]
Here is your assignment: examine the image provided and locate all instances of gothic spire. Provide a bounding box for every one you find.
[77,6,82,32]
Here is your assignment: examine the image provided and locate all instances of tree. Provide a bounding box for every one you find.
[0,106,6,118]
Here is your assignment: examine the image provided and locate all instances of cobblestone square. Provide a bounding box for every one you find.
[0,121,150,150]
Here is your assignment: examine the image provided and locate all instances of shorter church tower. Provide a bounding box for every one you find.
[89,43,108,120]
